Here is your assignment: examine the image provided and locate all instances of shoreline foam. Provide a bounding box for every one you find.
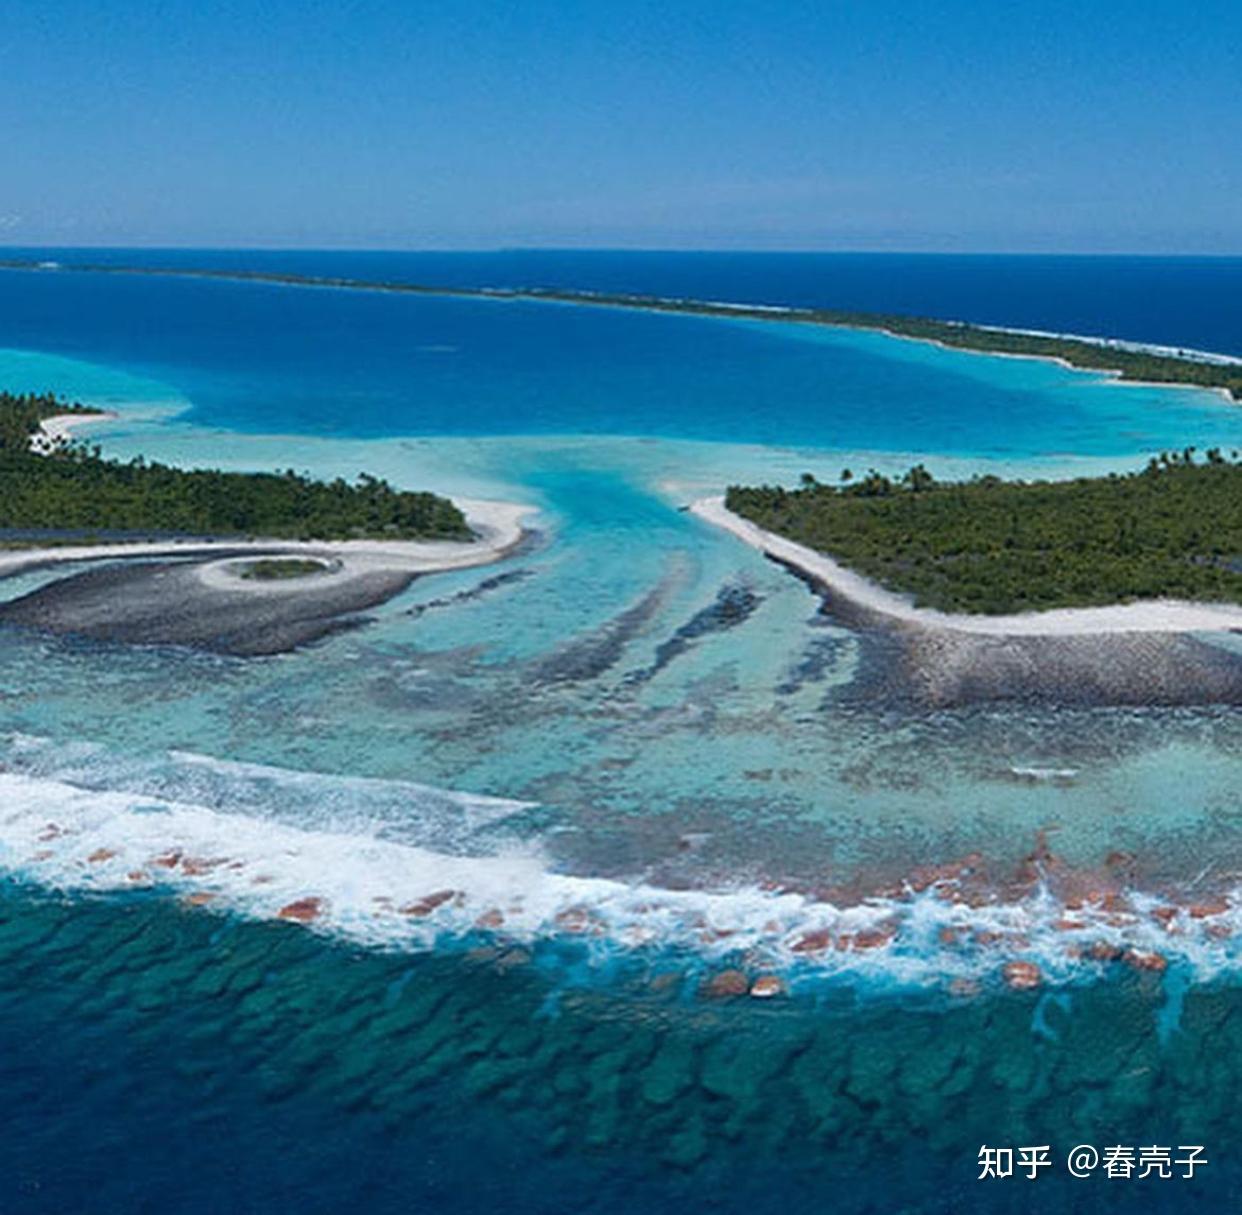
[3,753,1238,993]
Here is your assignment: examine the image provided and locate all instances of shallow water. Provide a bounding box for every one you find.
[1,255,1240,1210]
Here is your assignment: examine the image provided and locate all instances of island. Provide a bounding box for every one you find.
[722,455,1242,614]
[0,389,471,541]
[0,390,532,655]
[695,458,1242,708]
[4,260,1241,401]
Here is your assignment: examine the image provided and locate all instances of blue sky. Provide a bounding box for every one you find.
[4,0,1240,251]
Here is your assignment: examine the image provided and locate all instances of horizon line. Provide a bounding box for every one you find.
[3,243,1242,260]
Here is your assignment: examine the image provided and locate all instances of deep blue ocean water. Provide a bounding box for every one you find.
[9,247,1242,356]
[1,250,1241,1214]
[1,257,1239,460]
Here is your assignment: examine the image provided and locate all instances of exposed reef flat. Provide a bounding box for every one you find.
[693,497,1242,707]
[0,554,415,655]
[894,626,1242,708]
[0,499,533,656]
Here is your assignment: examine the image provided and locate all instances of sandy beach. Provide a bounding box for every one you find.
[27,410,118,454]
[0,497,533,582]
[0,497,536,655]
[887,329,1242,405]
[18,412,533,581]
[692,495,1242,636]
[8,406,537,654]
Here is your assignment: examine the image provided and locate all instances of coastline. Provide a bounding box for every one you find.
[0,496,533,583]
[0,497,536,655]
[864,327,1242,405]
[691,495,1242,637]
[5,385,537,653]
[28,409,118,454]
[881,330,1242,406]
[4,259,1240,404]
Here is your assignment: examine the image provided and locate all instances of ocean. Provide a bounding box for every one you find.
[1,251,1241,1213]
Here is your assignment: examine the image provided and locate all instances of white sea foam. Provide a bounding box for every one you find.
[2,752,1239,991]
[1009,765,1080,783]
[1,733,530,852]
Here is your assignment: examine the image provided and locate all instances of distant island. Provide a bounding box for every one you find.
[724,453,1242,614]
[0,389,470,542]
[3,259,1241,402]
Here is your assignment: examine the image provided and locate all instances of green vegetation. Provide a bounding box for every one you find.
[0,390,104,452]
[5,260,1240,401]
[519,292,1242,401]
[239,558,331,580]
[813,312,1242,401]
[0,392,471,542]
[726,452,1242,614]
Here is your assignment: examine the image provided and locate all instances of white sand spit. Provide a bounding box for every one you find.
[27,411,117,455]
[0,497,535,588]
[692,496,1242,637]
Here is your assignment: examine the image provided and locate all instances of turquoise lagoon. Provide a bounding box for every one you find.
[2,260,1242,1212]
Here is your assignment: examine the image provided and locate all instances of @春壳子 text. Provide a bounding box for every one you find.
[978,1145,1206,1180]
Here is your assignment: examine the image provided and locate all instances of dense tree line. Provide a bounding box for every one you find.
[0,393,470,541]
[726,453,1242,613]
[822,314,1242,401]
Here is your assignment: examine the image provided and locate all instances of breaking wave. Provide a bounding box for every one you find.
[1,734,1239,993]
[0,733,531,853]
